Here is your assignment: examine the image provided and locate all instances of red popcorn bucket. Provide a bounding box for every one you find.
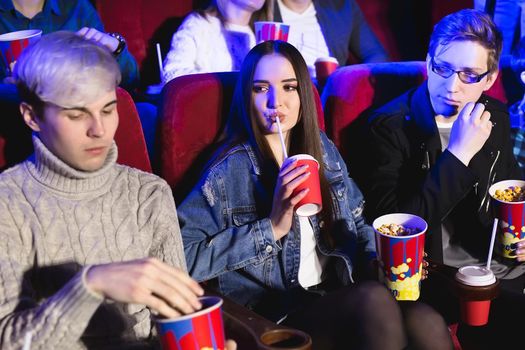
[254,22,290,43]
[373,213,427,301]
[488,180,525,258]
[284,154,322,217]
[155,296,225,350]
[0,29,42,74]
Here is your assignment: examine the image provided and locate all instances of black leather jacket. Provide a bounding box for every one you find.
[365,82,522,262]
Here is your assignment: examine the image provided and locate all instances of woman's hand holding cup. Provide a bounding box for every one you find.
[270,159,310,240]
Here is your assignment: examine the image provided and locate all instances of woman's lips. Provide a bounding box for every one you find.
[266,111,285,123]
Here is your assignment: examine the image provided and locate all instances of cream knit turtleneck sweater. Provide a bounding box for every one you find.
[0,136,186,349]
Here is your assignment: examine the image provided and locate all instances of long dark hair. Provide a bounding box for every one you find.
[219,40,335,246]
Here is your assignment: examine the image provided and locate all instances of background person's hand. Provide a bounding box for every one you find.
[2,61,17,84]
[270,159,310,240]
[515,241,525,262]
[226,340,237,350]
[422,252,429,280]
[447,102,492,166]
[85,257,204,318]
[77,27,119,53]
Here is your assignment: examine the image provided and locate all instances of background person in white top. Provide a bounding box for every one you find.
[274,0,388,78]
[162,0,273,84]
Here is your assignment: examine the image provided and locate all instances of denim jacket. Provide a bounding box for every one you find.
[178,132,375,316]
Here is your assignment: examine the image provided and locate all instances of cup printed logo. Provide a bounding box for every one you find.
[497,202,525,258]
[159,308,225,350]
[377,233,425,300]
[256,23,289,42]
[0,38,29,68]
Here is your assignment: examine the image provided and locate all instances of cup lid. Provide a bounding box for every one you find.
[315,57,339,64]
[455,266,496,286]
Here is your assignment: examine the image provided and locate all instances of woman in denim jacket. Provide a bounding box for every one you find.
[178,41,452,350]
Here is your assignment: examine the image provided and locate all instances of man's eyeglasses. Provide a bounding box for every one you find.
[430,57,490,84]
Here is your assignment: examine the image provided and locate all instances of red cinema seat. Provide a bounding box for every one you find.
[159,71,325,202]
[95,0,194,87]
[322,61,427,167]
[95,0,192,69]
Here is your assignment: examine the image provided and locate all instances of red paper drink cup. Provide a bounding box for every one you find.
[155,296,225,350]
[285,154,322,217]
[0,29,42,73]
[455,266,499,326]
[254,21,290,43]
[488,179,525,258]
[372,213,427,301]
[314,57,339,82]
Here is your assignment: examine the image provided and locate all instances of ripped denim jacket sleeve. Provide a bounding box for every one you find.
[178,166,280,282]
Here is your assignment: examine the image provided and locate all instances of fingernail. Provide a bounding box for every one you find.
[517,241,525,248]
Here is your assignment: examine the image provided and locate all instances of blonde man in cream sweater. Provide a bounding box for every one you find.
[0,31,232,350]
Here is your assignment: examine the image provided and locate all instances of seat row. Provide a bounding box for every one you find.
[0,60,511,202]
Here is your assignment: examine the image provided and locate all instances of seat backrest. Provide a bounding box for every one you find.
[355,0,400,61]
[0,87,151,173]
[114,88,152,172]
[321,61,427,182]
[322,61,427,154]
[159,71,325,202]
[95,0,194,86]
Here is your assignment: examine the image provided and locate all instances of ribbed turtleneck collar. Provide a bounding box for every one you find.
[25,135,118,194]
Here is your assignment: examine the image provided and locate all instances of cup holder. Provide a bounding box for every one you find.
[258,329,312,350]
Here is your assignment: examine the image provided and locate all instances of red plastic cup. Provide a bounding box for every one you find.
[488,179,525,258]
[0,29,42,74]
[285,154,321,217]
[372,213,427,301]
[254,22,290,43]
[155,296,225,350]
[455,266,499,326]
[314,57,339,82]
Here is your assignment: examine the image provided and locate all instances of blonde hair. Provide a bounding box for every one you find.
[14,31,121,111]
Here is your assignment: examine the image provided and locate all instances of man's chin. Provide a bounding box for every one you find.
[438,104,459,117]
[70,158,107,172]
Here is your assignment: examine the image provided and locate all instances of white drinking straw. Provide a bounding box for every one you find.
[156,43,164,79]
[275,116,288,159]
[486,218,498,269]
[22,331,32,350]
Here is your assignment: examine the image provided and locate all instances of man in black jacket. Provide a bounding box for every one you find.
[366,9,525,345]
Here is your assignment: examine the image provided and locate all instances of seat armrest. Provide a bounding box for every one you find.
[427,259,458,281]
[204,287,312,350]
